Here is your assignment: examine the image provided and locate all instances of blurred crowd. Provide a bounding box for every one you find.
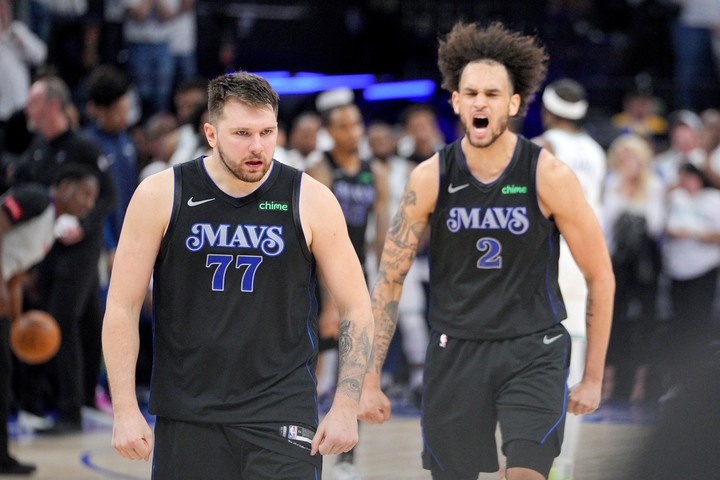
[0,0,717,446]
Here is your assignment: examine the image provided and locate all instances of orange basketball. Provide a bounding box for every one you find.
[10,310,61,365]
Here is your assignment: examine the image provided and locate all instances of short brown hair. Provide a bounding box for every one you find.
[437,21,548,115]
[207,72,279,123]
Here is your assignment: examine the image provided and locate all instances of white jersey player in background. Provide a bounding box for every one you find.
[533,78,608,480]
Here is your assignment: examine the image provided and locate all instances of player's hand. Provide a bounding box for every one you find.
[567,378,602,415]
[310,399,358,456]
[358,383,391,424]
[111,407,154,461]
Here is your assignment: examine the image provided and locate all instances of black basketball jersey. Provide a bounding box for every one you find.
[150,158,319,428]
[428,136,566,340]
[325,152,376,266]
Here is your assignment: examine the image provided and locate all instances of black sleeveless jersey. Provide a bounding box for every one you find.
[149,158,319,428]
[324,152,376,266]
[428,136,566,340]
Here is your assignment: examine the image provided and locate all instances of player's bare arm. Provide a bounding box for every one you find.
[102,169,174,460]
[537,150,615,415]
[300,173,373,455]
[359,156,437,424]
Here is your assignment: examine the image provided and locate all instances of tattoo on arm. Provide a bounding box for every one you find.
[338,320,352,355]
[388,189,425,248]
[369,185,428,375]
[336,319,372,401]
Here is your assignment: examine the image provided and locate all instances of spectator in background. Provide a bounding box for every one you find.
[284,111,323,171]
[611,89,668,142]
[83,64,139,411]
[0,0,46,171]
[138,112,177,181]
[654,109,706,186]
[122,0,179,119]
[270,120,289,166]
[367,120,410,215]
[700,108,720,187]
[700,109,720,155]
[397,103,445,164]
[168,102,210,166]
[660,162,720,399]
[165,77,207,166]
[602,134,666,404]
[11,75,114,433]
[171,76,207,125]
[84,65,138,272]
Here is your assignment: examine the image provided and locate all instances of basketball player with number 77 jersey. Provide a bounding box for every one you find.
[102,72,373,479]
[359,21,615,480]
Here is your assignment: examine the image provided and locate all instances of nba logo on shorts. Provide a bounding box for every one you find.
[439,334,448,348]
[289,425,297,439]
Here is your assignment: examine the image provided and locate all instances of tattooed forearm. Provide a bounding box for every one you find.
[336,319,373,401]
[338,319,352,356]
[336,378,361,395]
[368,290,399,374]
[367,198,426,375]
[388,187,427,248]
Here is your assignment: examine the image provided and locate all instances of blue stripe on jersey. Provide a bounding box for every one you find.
[545,230,561,321]
[304,263,319,425]
[541,335,571,444]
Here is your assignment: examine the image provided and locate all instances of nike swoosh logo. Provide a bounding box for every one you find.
[448,183,469,194]
[187,197,216,207]
[543,334,563,345]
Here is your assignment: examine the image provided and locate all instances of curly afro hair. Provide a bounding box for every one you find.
[438,21,549,116]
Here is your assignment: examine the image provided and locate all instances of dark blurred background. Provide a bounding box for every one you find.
[188,0,716,141]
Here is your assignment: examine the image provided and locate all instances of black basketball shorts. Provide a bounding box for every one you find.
[421,323,571,478]
[153,417,322,479]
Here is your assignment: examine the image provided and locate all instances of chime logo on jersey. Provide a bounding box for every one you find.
[185,223,285,256]
[501,184,528,194]
[446,206,530,235]
[258,200,288,211]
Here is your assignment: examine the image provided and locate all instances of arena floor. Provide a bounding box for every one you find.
[5,398,656,479]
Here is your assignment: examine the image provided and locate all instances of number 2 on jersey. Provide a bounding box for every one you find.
[476,237,502,269]
[206,254,263,292]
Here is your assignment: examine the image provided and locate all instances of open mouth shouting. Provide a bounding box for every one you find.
[472,116,489,130]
